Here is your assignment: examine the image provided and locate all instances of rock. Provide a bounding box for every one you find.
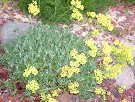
[130,58,135,75]
[115,66,135,89]
[0,21,33,44]
[86,98,94,102]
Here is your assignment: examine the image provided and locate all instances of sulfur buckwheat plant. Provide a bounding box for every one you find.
[70,0,114,39]
[0,24,98,99]
[87,12,114,34]
[70,0,134,98]
[93,40,134,100]
[117,85,126,94]
[0,23,134,101]
[28,0,40,16]
[70,0,84,21]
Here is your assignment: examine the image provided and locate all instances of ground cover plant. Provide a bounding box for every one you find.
[0,24,135,101]
[0,0,135,102]
[0,24,98,101]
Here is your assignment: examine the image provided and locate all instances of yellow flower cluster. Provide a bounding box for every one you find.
[113,41,134,66]
[28,1,40,16]
[96,13,114,31]
[70,0,84,21]
[86,12,96,23]
[71,0,84,10]
[112,41,134,66]
[70,49,87,65]
[104,64,124,79]
[94,69,104,84]
[68,82,79,94]
[51,88,61,97]
[113,40,119,45]
[122,99,127,102]
[94,87,106,100]
[26,80,39,93]
[87,12,96,18]
[91,29,99,36]
[95,40,134,81]
[60,65,80,78]
[40,93,58,102]
[117,85,125,94]
[60,49,87,78]
[23,66,38,77]
[102,41,112,56]
[70,48,78,57]
[103,56,112,66]
[85,39,98,57]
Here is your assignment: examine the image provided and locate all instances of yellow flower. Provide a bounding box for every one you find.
[122,99,127,102]
[87,12,96,18]
[79,53,87,65]
[40,93,47,101]
[71,0,76,5]
[60,66,69,77]
[60,65,80,78]
[23,66,38,77]
[72,67,80,74]
[71,0,84,10]
[94,69,104,84]
[29,66,38,75]
[26,80,39,93]
[89,50,96,57]
[28,1,40,15]
[85,38,95,47]
[41,94,58,102]
[51,88,61,97]
[91,29,99,36]
[107,91,111,96]
[23,68,31,77]
[113,40,119,45]
[94,87,106,95]
[108,24,114,31]
[111,95,115,100]
[117,85,125,94]
[71,8,83,21]
[68,82,79,94]
[70,61,80,67]
[67,68,74,78]
[103,95,106,101]
[102,41,112,56]
[73,53,87,65]
[103,56,112,66]
[85,39,98,57]
[70,48,78,57]
[96,13,114,31]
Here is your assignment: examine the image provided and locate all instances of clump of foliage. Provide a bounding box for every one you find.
[70,1,135,101]
[0,24,97,100]
[13,0,120,24]
[1,1,135,101]
[125,0,135,3]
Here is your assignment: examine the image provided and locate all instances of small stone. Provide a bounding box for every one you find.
[0,21,33,44]
[115,66,135,89]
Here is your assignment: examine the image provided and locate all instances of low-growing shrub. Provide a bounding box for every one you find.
[13,0,120,24]
[0,24,97,99]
